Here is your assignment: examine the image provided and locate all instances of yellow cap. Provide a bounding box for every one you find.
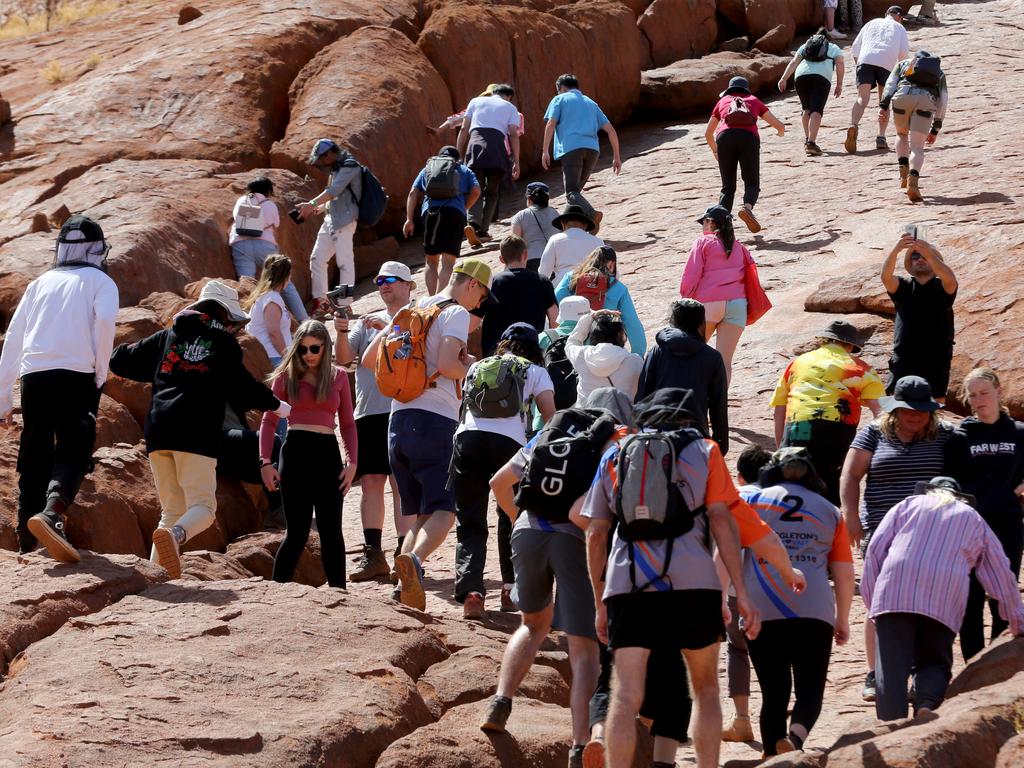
[453,257,493,292]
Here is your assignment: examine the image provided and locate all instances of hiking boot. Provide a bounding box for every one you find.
[350,545,390,582]
[591,211,604,235]
[863,670,877,702]
[464,225,482,248]
[480,695,512,733]
[477,232,493,243]
[27,511,80,563]
[907,174,923,202]
[899,164,910,188]
[844,125,858,154]
[152,525,184,579]
[775,737,797,754]
[722,714,754,742]
[463,592,486,620]
[568,745,585,768]
[876,135,889,151]
[805,141,823,157]
[395,553,426,611]
[582,738,605,768]
[738,205,761,233]
[500,585,517,612]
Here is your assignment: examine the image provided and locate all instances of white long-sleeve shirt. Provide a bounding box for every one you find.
[851,17,910,72]
[0,266,119,414]
[538,228,604,284]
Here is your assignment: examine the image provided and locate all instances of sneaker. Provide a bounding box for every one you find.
[876,136,889,151]
[805,141,823,156]
[464,225,482,248]
[390,584,402,601]
[582,738,605,768]
[722,715,754,742]
[463,591,486,620]
[27,512,80,563]
[500,585,517,612]
[863,670,877,702]
[568,745,585,768]
[152,526,183,579]
[394,553,426,611]
[591,210,604,235]
[477,232,493,243]
[844,125,858,154]
[350,545,390,582]
[480,695,512,733]
[737,205,761,233]
[826,28,846,38]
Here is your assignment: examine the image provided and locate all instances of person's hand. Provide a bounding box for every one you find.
[834,83,843,98]
[776,124,785,137]
[333,312,349,334]
[736,591,762,640]
[365,316,388,331]
[778,78,787,93]
[721,597,732,626]
[787,567,807,594]
[460,349,476,367]
[834,618,851,645]
[402,219,414,238]
[425,124,439,136]
[845,512,863,549]
[595,602,609,645]
[878,107,888,119]
[895,232,916,251]
[1015,483,1024,500]
[339,463,357,494]
[260,464,280,492]
[926,133,938,145]
[298,202,317,220]
[612,156,622,175]
[511,161,521,181]
[541,150,551,170]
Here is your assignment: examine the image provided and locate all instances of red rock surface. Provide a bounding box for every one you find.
[638,0,718,68]
[639,51,789,115]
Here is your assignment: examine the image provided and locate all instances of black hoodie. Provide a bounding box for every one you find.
[110,311,280,458]
[636,327,729,454]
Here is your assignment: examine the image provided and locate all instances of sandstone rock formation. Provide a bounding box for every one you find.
[638,0,718,68]
[639,51,789,115]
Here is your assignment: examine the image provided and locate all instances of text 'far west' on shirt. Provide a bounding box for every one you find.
[543,90,609,159]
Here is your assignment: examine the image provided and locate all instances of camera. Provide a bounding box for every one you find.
[326,284,355,309]
[288,208,304,224]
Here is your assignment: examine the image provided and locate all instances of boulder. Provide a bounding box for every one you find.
[138,290,191,326]
[997,733,1024,768]
[803,271,894,317]
[718,0,747,29]
[638,0,718,68]
[180,550,255,581]
[864,0,912,19]
[0,549,165,674]
[946,637,1024,699]
[787,0,823,30]
[719,36,751,52]
[0,95,10,126]
[94,394,144,450]
[743,0,795,40]
[754,23,795,55]
[102,374,152,428]
[226,530,327,586]
[113,305,163,346]
[621,0,655,15]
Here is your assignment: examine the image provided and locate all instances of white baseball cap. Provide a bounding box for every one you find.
[377,260,413,282]
[557,295,591,325]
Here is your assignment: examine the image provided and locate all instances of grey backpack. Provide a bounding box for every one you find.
[423,155,460,199]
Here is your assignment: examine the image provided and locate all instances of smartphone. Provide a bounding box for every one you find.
[288,208,304,224]
[902,223,928,241]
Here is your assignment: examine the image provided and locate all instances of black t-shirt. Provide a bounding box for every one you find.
[480,268,557,356]
[889,275,956,364]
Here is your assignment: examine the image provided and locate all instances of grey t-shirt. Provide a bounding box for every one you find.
[511,205,559,263]
[348,309,392,419]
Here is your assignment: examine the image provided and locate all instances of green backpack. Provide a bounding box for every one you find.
[464,355,531,419]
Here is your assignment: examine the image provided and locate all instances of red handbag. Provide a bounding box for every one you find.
[743,253,771,326]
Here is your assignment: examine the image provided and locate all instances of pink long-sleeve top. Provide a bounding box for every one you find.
[259,368,357,464]
[678,233,750,302]
[861,494,1024,635]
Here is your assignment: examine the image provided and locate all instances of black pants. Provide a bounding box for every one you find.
[218,427,282,511]
[716,128,761,211]
[273,431,346,588]
[782,420,857,505]
[17,369,101,549]
[451,429,519,601]
[960,524,1024,661]
[875,612,954,721]
[468,167,505,235]
[748,618,833,754]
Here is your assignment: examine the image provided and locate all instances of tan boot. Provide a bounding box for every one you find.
[350,545,390,582]
[899,164,909,188]
[907,173,923,202]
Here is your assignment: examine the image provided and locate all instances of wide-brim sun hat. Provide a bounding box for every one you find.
[914,476,976,507]
[557,296,591,325]
[817,320,867,353]
[551,203,596,232]
[189,280,249,323]
[720,76,752,98]
[880,375,941,413]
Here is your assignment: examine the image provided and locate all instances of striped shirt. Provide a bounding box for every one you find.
[861,493,1024,635]
[850,422,952,531]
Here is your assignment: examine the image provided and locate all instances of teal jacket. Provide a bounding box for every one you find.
[554,274,647,355]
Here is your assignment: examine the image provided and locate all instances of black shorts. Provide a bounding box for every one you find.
[606,589,725,651]
[856,63,890,88]
[887,359,952,399]
[795,74,831,115]
[423,205,466,257]
[355,413,391,478]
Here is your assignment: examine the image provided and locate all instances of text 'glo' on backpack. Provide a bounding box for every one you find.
[514,408,618,522]
[904,53,943,89]
[575,271,609,311]
[803,33,830,63]
[464,354,531,419]
[543,331,578,410]
[348,164,389,227]
[613,428,707,591]
[422,155,460,199]
[374,299,456,403]
[723,96,757,127]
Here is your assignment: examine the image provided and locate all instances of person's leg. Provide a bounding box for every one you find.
[959,572,987,661]
[715,132,739,211]
[331,220,358,309]
[494,605,555,698]
[312,441,346,589]
[738,134,761,210]
[877,82,891,137]
[16,372,59,551]
[561,148,593,216]
[851,82,871,127]
[567,635,601,746]
[467,166,486,234]
[748,622,790,754]
[452,431,495,602]
[808,112,823,143]
[874,613,915,720]
[789,619,834,747]
[389,474,409,538]
[359,474,388,536]
[147,451,187,562]
[714,321,744,387]
[723,593,753,740]
[49,371,100,507]
[273,435,316,584]
[279,280,309,322]
[308,219,334,302]
[801,111,811,142]
[589,643,613,739]
[682,643,724,768]
[825,6,836,30]
[424,254,440,296]
[438,253,457,292]
[480,169,506,234]
[908,129,928,173]
[643,649,691,749]
[912,615,955,713]
[231,240,259,280]
[606,647,650,768]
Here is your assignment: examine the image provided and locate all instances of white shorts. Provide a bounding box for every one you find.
[823,0,838,8]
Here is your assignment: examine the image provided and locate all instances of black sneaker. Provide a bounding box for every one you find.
[863,670,877,702]
[806,141,823,156]
[480,695,512,733]
[27,511,80,563]
[876,136,889,150]
[568,745,585,768]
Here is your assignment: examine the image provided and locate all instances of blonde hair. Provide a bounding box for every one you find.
[879,409,940,442]
[961,367,1009,415]
[568,245,617,292]
[243,254,292,311]
[270,320,335,402]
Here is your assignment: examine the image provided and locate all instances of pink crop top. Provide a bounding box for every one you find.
[259,368,357,463]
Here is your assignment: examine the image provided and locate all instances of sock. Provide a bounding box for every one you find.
[175,504,216,541]
[410,551,424,579]
[788,729,805,750]
[910,169,920,177]
[171,525,186,545]
[898,157,910,167]
[503,583,514,591]
[363,528,382,550]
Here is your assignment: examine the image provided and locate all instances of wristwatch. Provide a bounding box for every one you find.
[259,459,273,469]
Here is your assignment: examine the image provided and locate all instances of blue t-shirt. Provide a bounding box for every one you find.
[795,41,843,83]
[543,90,609,159]
[412,164,479,215]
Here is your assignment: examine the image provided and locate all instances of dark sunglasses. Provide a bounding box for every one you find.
[298,344,322,355]
[375,276,401,286]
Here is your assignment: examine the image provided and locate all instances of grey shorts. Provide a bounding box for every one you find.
[510,527,596,640]
[892,92,937,134]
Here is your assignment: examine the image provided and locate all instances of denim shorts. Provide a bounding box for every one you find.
[388,409,457,516]
[704,298,747,327]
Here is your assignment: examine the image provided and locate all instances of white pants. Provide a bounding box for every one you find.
[309,218,357,304]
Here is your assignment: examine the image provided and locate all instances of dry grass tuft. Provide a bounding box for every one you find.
[0,1,125,42]
[40,60,66,84]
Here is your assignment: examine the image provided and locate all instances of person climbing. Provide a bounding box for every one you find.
[705,76,786,233]
[479,235,557,357]
[778,28,845,156]
[244,253,295,368]
[510,182,560,272]
[845,5,910,153]
[564,309,644,403]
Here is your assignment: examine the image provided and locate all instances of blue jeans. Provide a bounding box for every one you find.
[231,239,308,321]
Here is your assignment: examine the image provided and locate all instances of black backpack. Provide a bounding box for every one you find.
[353,165,388,226]
[422,155,460,199]
[543,332,578,410]
[905,53,943,89]
[515,408,618,522]
[803,34,830,63]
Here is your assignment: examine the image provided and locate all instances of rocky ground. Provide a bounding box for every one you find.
[1,0,1023,766]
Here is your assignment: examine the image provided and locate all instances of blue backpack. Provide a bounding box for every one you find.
[349,164,389,227]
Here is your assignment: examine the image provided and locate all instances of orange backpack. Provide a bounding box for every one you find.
[374,299,457,403]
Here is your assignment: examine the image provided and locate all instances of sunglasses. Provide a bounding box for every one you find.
[375,276,401,286]
[298,344,322,355]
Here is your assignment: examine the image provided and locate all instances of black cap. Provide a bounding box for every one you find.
[57,214,105,244]
[758,447,827,497]
[500,322,539,346]
[886,5,905,17]
[633,387,699,429]
[696,204,733,226]
[914,476,976,507]
[817,320,867,353]
[438,145,460,161]
[880,375,941,413]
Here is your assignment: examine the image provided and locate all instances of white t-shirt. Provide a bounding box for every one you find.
[229,193,280,246]
[458,362,554,445]
[538,228,605,283]
[851,17,910,72]
[391,295,470,423]
[247,291,290,359]
[464,95,521,135]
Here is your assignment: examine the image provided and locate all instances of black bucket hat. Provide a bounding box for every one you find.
[696,204,733,226]
[880,375,941,413]
[914,476,976,507]
[633,387,699,430]
[817,320,867,353]
[720,76,752,97]
[551,203,596,232]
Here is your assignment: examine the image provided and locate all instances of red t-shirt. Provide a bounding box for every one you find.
[712,94,768,138]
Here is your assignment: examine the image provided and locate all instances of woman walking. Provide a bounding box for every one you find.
[777,29,846,156]
[244,254,294,366]
[679,205,752,385]
[260,320,358,589]
[510,182,559,272]
[944,367,1024,660]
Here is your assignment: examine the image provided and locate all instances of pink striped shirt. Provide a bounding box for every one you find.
[861,494,1024,634]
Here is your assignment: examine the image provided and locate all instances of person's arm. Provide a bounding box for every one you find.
[834,56,846,98]
[542,118,557,170]
[707,500,761,640]
[585,517,612,644]
[704,116,719,158]
[749,530,806,592]
[773,405,787,448]
[302,164,357,217]
[456,113,472,158]
[509,130,521,180]
[539,238,558,284]
[437,335,471,380]
[878,63,902,111]
[403,187,424,238]
[881,235,914,293]
[840,447,872,547]
[264,302,288,357]
[831,561,855,644]
[535,390,557,425]
[108,331,168,384]
[546,303,558,328]
[778,52,802,91]
[865,399,882,417]
[0,290,30,420]
[231,345,285,415]
[511,217,525,239]
[464,173,482,212]
[974,521,1024,636]
[616,288,646,355]
[679,240,705,298]
[336,370,358,493]
[566,311,593,351]
[553,271,571,303]
[92,278,119,390]
[599,122,622,174]
[761,110,785,136]
[334,315,356,365]
[709,353,729,455]
[914,239,958,294]
[490,460,521,521]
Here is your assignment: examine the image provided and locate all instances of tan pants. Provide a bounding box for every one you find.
[148,450,217,535]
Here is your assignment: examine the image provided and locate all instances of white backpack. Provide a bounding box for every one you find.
[234,194,265,237]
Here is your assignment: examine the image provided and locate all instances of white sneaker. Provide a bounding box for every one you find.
[827,28,847,39]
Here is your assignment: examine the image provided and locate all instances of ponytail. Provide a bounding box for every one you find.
[718,218,736,257]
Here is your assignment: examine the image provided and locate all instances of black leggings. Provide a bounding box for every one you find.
[748,618,833,755]
[960,524,1023,661]
[273,430,346,588]
[716,128,760,211]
